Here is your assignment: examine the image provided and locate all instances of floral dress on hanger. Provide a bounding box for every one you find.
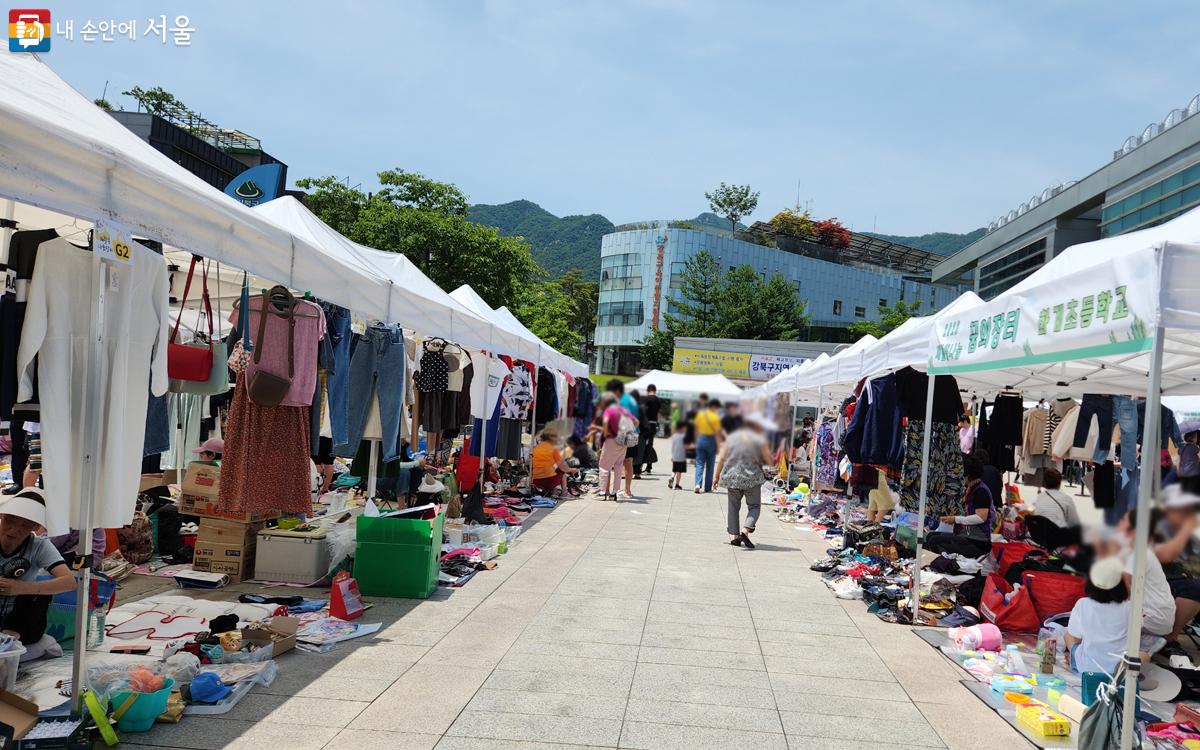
[815,421,837,486]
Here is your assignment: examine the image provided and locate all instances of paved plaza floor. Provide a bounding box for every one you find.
[117,437,1030,750]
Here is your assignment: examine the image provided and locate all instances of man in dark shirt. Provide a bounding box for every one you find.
[636,385,662,477]
[721,401,744,435]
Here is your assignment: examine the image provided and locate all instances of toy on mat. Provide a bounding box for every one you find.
[948,623,1002,652]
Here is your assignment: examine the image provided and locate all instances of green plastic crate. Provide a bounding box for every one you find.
[354,512,443,599]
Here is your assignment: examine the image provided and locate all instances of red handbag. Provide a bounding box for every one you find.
[1023,570,1086,620]
[979,573,1041,633]
[167,256,214,382]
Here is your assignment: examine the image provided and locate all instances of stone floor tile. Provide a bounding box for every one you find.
[637,645,765,670]
[623,697,784,733]
[465,687,627,720]
[324,729,441,750]
[483,666,636,698]
[618,721,789,750]
[447,709,622,746]
[779,711,945,748]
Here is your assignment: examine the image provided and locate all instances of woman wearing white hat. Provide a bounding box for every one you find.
[0,488,77,645]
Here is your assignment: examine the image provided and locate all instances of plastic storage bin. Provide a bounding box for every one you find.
[354,512,443,599]
[256,527,331,584]
[110,677,176,733]
[0,640,27,692]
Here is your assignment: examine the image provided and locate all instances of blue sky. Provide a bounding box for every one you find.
[36,0,1200,234]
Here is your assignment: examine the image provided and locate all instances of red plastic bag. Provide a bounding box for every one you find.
[979,573,1041,633]
[1023,570,1086,620]
[990,541,1042,578]
[330,571,364,621]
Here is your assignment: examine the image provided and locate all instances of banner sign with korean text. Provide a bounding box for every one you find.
[928,247,1159,374]
[673,347,808,381]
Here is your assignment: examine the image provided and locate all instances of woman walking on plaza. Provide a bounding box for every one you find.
[693,399,723,493]
[714,413,776,548]
[592,393,635,500]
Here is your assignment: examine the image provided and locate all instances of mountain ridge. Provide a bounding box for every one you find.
[467,199,984,277]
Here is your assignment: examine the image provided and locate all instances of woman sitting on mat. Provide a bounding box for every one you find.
[0,488,77,657]
[530,429,578,496]
[928,455,995,558]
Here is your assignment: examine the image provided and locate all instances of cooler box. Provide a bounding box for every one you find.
[256,527,331,584]
[354,512,443,599]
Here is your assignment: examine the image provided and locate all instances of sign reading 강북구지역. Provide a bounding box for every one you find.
[929,246,1159,373]
[673,347,807,381]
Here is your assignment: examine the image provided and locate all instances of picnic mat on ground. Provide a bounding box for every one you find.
[132,562,193,578]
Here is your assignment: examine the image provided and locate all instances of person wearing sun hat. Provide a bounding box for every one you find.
[191,437,224,466]
[0,487,77,645]
[1150,483,1200,656]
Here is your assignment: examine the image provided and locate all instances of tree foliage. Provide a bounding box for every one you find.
[814,218,851,249]
[705,182,760,233]
[296,169,540,311]
[636,251,811,370]
[121,85,189,117]
[512,269,598,360]
[847,299,924,339]
[769,207,815,238]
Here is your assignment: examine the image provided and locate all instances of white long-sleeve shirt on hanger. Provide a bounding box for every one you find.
[16,238,169,534]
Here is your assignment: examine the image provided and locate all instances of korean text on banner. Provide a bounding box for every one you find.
[928,247,1160,374]
[673,348,751,378]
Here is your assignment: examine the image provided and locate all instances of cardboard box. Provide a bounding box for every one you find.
[181,462,221,498]
[198,518,264,545]
[178,494,278,524]
[241,617,299,658]
[0,692,39,747]
[193,539,254,562]
[139,474,167,493]
[191,555,255,583]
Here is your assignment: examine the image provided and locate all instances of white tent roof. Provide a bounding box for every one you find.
[627,370,741,401]
[929,205,1200,397]
[857,292,984,378]
[0,51,394,321]
[254,197,543,358]
[450,286,588,376]
[742,352,829,400]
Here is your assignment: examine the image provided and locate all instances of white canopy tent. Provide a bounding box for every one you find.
[626,370,741,401]
[0,52,397,321]
[926,206,1200,749]
[449,285,588,376]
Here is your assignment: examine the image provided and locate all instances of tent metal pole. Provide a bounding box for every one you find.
[0,198,14,265]
[71,254,110,714]
[477,353,489,492]
[1120,325,1166,750]
[367,439,379,501]
[910,377,936,623]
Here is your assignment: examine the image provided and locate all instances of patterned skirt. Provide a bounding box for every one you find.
[899,419,965,518]
[220,380,312,514]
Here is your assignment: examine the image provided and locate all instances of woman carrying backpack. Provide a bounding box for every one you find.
[591,393,637,500]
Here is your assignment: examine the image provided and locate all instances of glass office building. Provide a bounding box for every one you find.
[595,225,959,374]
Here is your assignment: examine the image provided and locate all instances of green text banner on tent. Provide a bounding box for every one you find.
[928,248,1160,374]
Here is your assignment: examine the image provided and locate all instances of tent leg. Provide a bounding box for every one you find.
[367,439,379,501]
[1120,325,1166,750]
[0,199,14,265]
[477,354,490,494]
[71,255,110,714]
[910,378,936,624]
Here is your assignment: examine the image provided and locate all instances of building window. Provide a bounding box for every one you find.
[854,306,866,318]
[669,261,686,289]
[879,298,887,308]
[597,301,644,327]
[833,300,842,315]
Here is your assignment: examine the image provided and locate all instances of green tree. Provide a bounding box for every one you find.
[551,269,599,359]
[715,265,762,339]
[705,182,760,233]
[668,250,723,336]
[293,176,366,235]
[755,272,810,340]
[637,326,678,371]
[297,169,541,311]
[513,279,582,356]
[121,85,187,117]
[376,168,469,217]
[93,98,114,111]
[848,299,924,339]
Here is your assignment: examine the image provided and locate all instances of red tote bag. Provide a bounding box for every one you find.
[979,573,1041,633]
[167,255,214,382]
[990,541,1043,578]
[1023,571,1086,621]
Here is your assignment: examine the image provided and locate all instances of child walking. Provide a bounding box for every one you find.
[669,421,688,490]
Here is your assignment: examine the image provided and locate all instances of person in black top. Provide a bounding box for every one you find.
[926,456,995,558]
[721,401,744,435]
[566,434,597,470]
[635,385,661,477]
[972,448,1003,508]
